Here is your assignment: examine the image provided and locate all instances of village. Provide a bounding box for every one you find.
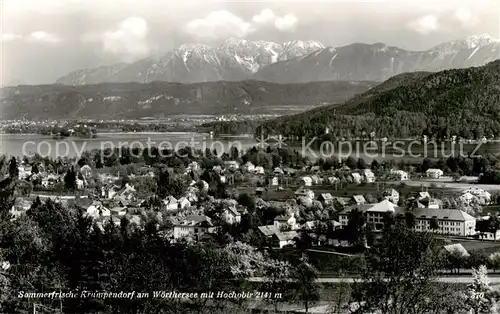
[8,145,500,258]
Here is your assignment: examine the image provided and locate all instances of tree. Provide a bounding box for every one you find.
[64,166,77,191]
[357,158,367,170]
[489,216,500,242]
[489,252,500,273]
[238,193,256,212]
[290,255,319,313]
[445,248,467,274]
[464,265,495,314]
[430,217,440,232]
[345,156,357,169]
[467,250,489,270]
[8,157,18,179]
[344,208,366,247]
[0,158,16,219]
[16,180,32,196]
[404,211,416,229]
[352,224,445,314]
[261,259,292,312]
[223,241,268,279]
[371,159,380,171]
[421,158,433,173]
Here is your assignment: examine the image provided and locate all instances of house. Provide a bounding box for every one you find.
[76,179,85,190]
[224,161,240,171]
[198,180,209,192]
[301,176,312,187]
[443,243,470,257]
[255,187,268,197]
[258,225,279,237]
[303,221,319,231]
[338,200,403,231]
[426,168,444,179]
[80,165,92,178]
[391,169,409,181]
[253,166,265,175]
[177,197,191,209]
[462,188,491,204]
[187,161,201,172]
[476,217,500,241]
[173,215,214,240]
[18,165,32,180]
[220,175,227,184]
[310,165,321,172]
[272,231,299,248]
[294,187,315,199]
[419,197,442,209]
[242,162,255,173]
[223,206,241,224]
[364,200,402,231]
[185,187,199,203]
[417,191,431,201]
[99,173,120,185]
[351,173,362,184]
[310,175,323,185]
[274,213,298,230]
[352,195,367,206]
[333,197,351,208]
[104,184,134,200]
[363,169,376,183]
[164,196,179,211]
[271,177,279,186]
[459,192,477,205]
[75,197,93,211]
[273,167,284,175]
[85,203,110,219]
[212,165,223,174]
[109,206,127,216]
[328,176,340,185]
[412,208,476,236]
[319,193,334,205]
[382,188,400,204]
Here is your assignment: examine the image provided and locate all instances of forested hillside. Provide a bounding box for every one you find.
[257,60,500,139]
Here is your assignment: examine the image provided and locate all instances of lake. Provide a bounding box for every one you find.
[0,133,499,161]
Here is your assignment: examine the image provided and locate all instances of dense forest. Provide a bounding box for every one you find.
[257,60,500,140]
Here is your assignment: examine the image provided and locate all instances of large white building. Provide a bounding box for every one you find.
[339,200,403,231]
[338,200,476,236]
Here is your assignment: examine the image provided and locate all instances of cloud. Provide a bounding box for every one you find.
[275,14,298,32]
[185,9,299,40]
[252,9,276,25]
[98,17,151,60]
[454,8,479,28]
[26,31,61,43]
[407,15,440,34]
[185,10,252,40]
[1,33,23,42]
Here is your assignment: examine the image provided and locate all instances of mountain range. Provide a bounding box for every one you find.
[55,39,324,85]
[257,59,500,139]
[55,34,500,85]
[0,80,375,120]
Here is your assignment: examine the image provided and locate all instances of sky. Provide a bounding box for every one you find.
[1,0,499,84]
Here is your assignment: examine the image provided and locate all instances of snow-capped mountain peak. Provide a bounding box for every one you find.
[55,35,499,86]
[283,40,325,50]
[463,34,500,49]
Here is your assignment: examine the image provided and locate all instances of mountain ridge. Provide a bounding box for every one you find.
[0,80,375,120]
[52,34,500,85]
[257,60,500,139]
